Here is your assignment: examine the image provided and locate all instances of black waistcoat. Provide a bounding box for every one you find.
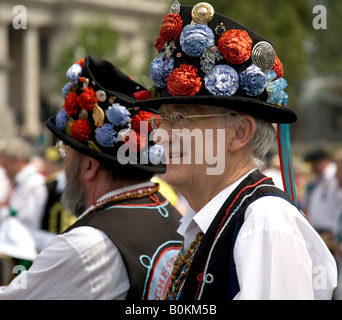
[64,191,182,300]
[179,170,294,300]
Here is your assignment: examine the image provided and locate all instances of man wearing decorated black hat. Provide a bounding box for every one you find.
[138,1,337,299]
[0,56,182,300]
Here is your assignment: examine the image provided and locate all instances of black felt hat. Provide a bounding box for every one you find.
[46,55,166,174]
[137,2,297,123]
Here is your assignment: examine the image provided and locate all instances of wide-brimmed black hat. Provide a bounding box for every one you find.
[137,1,297,123]
[46,55,165,174]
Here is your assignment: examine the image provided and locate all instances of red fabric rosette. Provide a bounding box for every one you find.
[70,119,92,142]
[218,29,253,64]
[155,13,182,53]
[131,110,154,133]
[124,130,147,152]
[155,37,166,53]
[78,87,98,111]
[167,64,202,96]
[272,53,284,78]
[76,57,85,67]
[63,92,79,116]
[159,13,183,42]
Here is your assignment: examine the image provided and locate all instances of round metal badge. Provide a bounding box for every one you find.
[251,41,276,73]
[191,2,215,25]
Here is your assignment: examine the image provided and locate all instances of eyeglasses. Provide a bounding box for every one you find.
[149,112,234,129]
[55,140,70,158]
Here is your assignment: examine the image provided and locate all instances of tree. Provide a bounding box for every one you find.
[52,19,131,95]
[307,0,342,76]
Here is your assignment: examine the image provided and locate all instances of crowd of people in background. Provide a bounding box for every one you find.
[0,135,341,297]
[0,137,76,285]
[261,147,342,298]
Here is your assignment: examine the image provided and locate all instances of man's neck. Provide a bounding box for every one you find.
[182,161,255,213]
[84,174,150,210]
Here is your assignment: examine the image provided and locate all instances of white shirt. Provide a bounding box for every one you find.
[6,164,49,251]
[178,170,338,300]
[306,163,342,235]
[0,182,155,300]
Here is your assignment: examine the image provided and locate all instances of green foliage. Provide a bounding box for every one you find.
[307,0,342,76]
[52,18,130,94]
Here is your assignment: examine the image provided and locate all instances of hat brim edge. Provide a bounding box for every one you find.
[45,117,167,174]
[137,95,297,124]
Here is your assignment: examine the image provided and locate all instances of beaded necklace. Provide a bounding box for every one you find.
[84,183,160,216]
[164,231,204,300]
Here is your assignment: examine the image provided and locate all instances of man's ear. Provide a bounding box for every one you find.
[229,115,256,153]
[82,156,102,181]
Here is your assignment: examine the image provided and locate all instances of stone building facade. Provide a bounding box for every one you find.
[0,0,168,139]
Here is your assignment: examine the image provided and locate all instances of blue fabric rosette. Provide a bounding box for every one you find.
[105,103,131,127]
[204,65,239,96]
[266,70,289,106]
[95,123,117,148]
[180,24,215,57]
[142,144,164,164]
[240,64,267,96]
[62,82,73,99]
[150,55,175,88]
[66,63,82,84]
[55,108,69,131]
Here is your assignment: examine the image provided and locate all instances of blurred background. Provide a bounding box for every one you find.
[1,0,342,296]
[0,0,341,154]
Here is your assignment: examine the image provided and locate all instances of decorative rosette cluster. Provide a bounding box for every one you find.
[149,1,288,106]
[55,59,164,164]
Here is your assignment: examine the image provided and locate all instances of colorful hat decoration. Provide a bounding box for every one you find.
[46,56,165,173]
[138,1,296,124]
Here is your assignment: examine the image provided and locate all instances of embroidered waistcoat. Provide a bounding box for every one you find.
[179,170,295,300]
[64,192,182,300]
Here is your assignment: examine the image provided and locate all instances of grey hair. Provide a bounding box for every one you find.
[2,137,33,162]
[206,106,276,168]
